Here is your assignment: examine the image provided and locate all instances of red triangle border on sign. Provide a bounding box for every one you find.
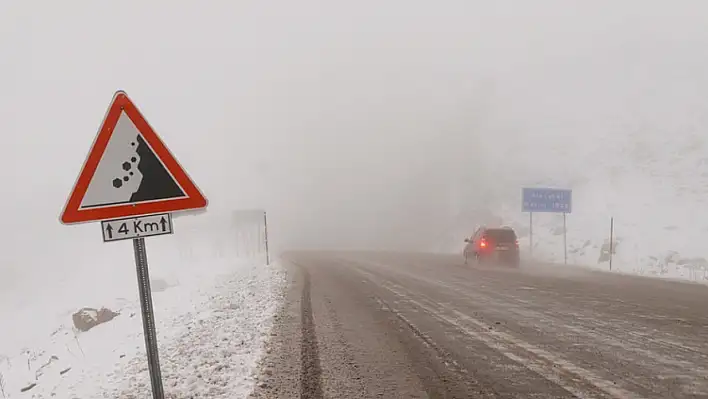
[60,91,208,224]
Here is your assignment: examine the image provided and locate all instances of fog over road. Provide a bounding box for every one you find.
[251,252,708,399]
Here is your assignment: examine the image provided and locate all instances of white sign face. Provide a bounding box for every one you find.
[101,213,174,242]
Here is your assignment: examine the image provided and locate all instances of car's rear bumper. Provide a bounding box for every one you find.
[480,251,520,264]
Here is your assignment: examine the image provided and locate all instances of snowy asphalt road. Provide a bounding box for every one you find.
[251,252,708,399]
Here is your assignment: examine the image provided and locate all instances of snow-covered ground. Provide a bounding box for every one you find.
[510,130,708,283]
[0,214,284,398]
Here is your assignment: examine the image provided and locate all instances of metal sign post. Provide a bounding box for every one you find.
[133,238,165,399]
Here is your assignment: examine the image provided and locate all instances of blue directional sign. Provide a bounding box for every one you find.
[522,187,572,213]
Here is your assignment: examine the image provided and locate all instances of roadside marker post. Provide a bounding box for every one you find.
[59,91,208,399]
[522,187,572,264]
[609,217,614,271]
[529,212,533,257]
[563,213,567,265]
[264,211,270,265]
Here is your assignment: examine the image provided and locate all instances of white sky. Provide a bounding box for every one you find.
[1,1,708,269]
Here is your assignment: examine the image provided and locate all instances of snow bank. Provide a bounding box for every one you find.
[108,260,285,398]
[440,130,708,285]
[502,203,708,284]
[0,228,284,398]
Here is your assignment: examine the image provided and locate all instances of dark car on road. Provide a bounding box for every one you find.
[464,226,520,267]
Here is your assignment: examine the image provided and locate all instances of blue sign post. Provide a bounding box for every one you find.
[522,188,572,263]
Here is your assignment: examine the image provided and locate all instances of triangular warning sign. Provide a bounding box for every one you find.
[60,91,208,224]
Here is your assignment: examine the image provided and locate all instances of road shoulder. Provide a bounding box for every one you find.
[249,259,303,398]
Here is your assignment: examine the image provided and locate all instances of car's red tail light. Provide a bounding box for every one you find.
[515,239,519,247]
[479,239,488,248]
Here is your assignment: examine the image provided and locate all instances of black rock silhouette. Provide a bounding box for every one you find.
[129,135,185,202]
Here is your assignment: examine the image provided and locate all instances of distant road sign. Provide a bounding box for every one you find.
[522,187,572,213]
[101,213,174,242]
[233,209,266,224]
[60,91,207,224]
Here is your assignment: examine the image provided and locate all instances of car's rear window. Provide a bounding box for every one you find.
[484,229,517,243]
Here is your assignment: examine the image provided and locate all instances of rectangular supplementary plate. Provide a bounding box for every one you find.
[101,213,174,242]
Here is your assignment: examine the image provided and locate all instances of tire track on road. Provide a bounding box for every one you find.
[298,263,324,399]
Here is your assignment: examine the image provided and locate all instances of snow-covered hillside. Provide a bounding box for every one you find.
[440,127,708,284]
[0,213,284,398]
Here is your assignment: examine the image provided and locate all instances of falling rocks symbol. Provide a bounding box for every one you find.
[129,135,185,202]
